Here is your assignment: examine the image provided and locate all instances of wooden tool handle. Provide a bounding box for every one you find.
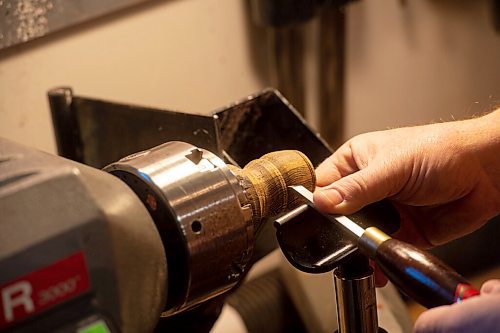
[375,238,480,308]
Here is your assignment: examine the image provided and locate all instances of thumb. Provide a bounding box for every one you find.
[414,290,500,333]
[313,163,398,215]
[481,279,500,295]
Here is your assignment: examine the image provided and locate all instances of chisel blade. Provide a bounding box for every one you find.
[289,185,365,237]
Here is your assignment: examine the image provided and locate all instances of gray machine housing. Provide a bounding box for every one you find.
[0,139,167,333]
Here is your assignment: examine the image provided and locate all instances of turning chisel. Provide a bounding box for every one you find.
[290,185,480,308]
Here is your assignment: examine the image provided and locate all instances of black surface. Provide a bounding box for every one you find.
[275,201,400,273]
[49,87,218,169]
[250,0,317,27]
[48,87,84,163]
[214,89,332,167]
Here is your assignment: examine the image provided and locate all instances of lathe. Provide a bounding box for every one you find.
[0,89,331,333]
[0,88,476,333]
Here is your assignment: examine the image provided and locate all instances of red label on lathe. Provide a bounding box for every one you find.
[0,252,91,329]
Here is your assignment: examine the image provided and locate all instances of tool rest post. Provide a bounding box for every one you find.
[333,253,385,333]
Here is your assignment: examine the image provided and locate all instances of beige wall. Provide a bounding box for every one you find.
[345,0,500,137]
[0,0,265,154]
[1,0,499,154]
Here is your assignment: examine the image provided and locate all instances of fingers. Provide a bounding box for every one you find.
[369,260,389,287]
[392,205,435,249]
[316,143,360,187]
[414,291,500,333]
[415,183,499,246]
[414,305,459,333]
[314,163,397,215]
[315,138,396,215]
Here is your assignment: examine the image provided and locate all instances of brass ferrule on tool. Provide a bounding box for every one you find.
[358,227,391,257]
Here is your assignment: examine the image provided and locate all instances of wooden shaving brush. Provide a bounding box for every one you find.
[229,150,316,226]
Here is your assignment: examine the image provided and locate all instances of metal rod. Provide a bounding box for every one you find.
[334,255,379,333]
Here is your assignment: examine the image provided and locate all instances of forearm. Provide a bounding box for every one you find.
[462,109,500,194]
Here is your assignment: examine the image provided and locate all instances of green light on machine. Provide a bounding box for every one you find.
[77,320,111,333]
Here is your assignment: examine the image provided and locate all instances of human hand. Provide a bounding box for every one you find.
[313,111,500,249]
[414,279,500,333]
